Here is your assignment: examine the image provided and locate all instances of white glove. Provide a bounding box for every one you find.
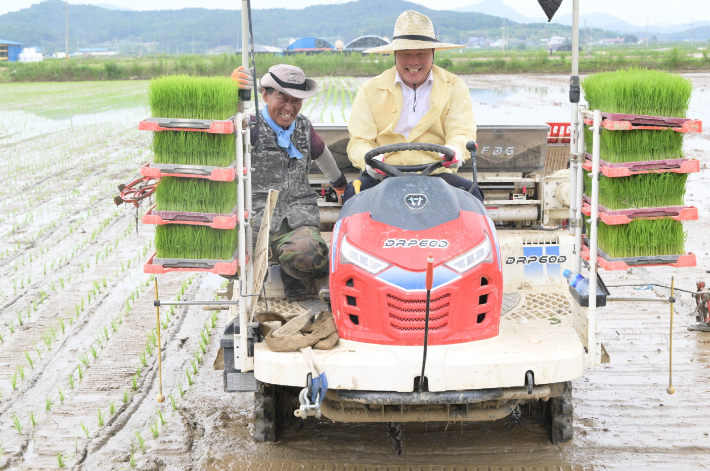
[441,144,462,169]
[365,154,386,180]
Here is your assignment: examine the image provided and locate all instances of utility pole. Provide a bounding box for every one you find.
[501,18,506,53]
[646,14,649,50]
[192,33,195,54]
[65,0,69,60]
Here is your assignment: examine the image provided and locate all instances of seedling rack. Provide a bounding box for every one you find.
[581,241,696,271]
[583,154,700,177]
[140,160,242,181]
[583,112,702,133]
[138,117,235,134]
[143,204,246,229]
[144,251,248,275]
[581,196,697,225]
[141,110,255,362]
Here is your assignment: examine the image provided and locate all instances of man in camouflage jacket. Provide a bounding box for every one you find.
[233,64,347,300]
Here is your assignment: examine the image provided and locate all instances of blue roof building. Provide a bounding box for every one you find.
[0,39,24,62]
[287,37,334,52]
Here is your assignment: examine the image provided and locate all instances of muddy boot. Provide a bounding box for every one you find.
[280,267,307,301]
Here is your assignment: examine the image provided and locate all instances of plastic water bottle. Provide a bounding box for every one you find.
[563,269,602,296]
[563,269,585,290]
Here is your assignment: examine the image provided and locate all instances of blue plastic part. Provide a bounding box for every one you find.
[309,372,328,404]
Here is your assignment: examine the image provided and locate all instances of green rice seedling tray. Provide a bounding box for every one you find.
[582,239,696,271]
[583,113,701,133]
[583,172,688,210]
[140,160,240,181]
[143,204,245,230]
[144,251,245,275]
[583,156,699,177]
[581,196,697,225]
[581,69,693,118]
[139,117,234,134]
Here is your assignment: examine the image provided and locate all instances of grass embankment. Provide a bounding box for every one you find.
[2,46,710,82]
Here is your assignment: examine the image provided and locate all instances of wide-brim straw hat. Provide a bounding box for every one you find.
[363,10,464,54]
[258,64,318,99]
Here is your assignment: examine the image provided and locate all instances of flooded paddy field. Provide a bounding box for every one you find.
[0,74,709,470]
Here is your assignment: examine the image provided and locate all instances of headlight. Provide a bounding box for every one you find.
[340,235,390,274]
[444,232,493,274]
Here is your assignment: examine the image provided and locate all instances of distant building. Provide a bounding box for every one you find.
[208,45,235,54]
[18,48,42,62]
[77,47,118,57]
[553,44,581,52]
[287,37,334,54]
[253,44,284,55]
[344,35,389,52]
[467,37,486,47]
[0,39,24,62]
[335,40,344,51]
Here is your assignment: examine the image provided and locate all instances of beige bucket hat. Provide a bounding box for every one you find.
[258,64,318,99]
[363,10,464,54]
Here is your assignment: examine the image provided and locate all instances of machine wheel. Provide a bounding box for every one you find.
[525,381,573,444]
[253,383,277,442]
[549,384,573,444]
[253,384,301,442]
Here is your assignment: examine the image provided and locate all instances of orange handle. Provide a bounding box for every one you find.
[425,254,434,291]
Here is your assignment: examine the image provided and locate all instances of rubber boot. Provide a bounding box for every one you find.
[280,267,307,301]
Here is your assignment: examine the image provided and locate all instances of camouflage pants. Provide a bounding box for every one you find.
[270,223,329,280]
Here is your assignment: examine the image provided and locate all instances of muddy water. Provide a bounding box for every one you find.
[2,75,710,470]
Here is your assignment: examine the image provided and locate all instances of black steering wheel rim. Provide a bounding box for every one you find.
[364,143,454,178]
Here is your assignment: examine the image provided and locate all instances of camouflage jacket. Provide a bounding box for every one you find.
[251,113,319,233]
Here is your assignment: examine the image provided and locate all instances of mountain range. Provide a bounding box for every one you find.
[0,0,700,55]
[0,0,576,54]
[458,0,708,38]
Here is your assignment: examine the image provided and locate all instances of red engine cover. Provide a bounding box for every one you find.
[330,211,502,346]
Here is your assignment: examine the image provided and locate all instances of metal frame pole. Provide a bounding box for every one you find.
[587,109,602,368]
[569,0,581,252]
[574,107,586,274]
[244,118,254,311]
[236,113,250,372]
[238,0,249,115]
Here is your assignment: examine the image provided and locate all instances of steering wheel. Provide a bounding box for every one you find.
[364,143,454,178]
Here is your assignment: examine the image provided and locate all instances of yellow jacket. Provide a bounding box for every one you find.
[347,65,476,173]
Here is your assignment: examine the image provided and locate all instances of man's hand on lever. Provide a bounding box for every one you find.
[231,66,254,90]
[441,144,462,169]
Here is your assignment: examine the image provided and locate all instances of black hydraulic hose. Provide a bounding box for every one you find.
[246,0,260,124]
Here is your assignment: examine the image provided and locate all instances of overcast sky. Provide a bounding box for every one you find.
[1,0,707,27]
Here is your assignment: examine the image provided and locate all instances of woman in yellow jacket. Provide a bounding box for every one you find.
[344,10,482,202]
